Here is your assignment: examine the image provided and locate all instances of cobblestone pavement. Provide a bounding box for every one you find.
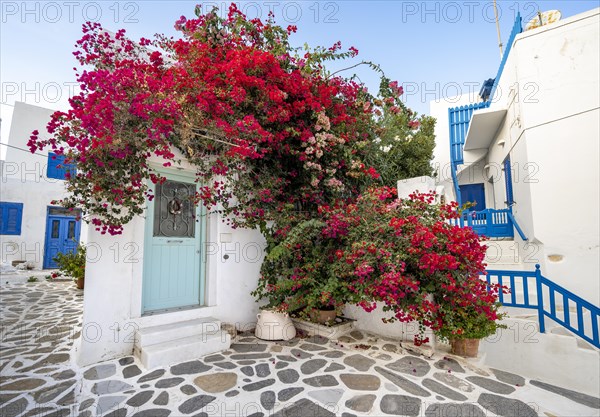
[1,281,599,417]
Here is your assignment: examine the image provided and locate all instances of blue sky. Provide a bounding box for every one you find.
[1,1,597,152]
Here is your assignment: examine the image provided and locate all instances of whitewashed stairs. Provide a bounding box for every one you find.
[134,317,231,369]
[481,308,599,397]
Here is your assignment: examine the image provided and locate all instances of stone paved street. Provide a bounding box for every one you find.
[1,281,599,417]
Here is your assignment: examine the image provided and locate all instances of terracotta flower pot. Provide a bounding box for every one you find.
[450,338,480,357]
[310,308,337,325]
[76,277,84,290]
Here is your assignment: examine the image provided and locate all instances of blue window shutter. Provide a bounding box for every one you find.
[504,156,514,206]
[47,153,76,180]
[0,202,24,235]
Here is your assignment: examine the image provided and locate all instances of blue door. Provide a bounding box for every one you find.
[43,209,81,269]
[460,183,486,211]
[142,172,205,313]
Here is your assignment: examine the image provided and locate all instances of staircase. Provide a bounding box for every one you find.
[134,317,231,369]
[484,240,529,270]
[481,265,600,397]
[481,313,599,397]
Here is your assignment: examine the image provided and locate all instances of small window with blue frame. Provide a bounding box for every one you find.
[47,153,76,180]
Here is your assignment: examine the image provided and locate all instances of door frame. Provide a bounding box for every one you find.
[43,207,82,269]
[141,169,207,315]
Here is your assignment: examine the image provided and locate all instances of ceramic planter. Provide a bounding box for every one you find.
[255,309,296,341]
[450,338,480,357]
[310,308,337,325]
[76,277,84,290]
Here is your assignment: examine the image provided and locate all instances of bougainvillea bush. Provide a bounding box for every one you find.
[28,4,430,235]
[27,3,503,341]
[255,188,506,342]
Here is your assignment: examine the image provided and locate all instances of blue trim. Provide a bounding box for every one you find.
[489,13,523,102]
[448,102,490,206]
[448,14,523,206]
[507,212,527,241]
[485,265,600,349]
[0,202,24,235]
[47,152,76,180]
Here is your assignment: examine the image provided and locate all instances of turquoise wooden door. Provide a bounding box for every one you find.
[142,172,205,313]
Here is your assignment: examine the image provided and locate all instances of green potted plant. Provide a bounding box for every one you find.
[434,297,507,357]
[53,242,86,289]
[253,219,351,325]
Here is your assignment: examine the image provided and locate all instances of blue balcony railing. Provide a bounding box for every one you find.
[464,208,514,238]
[448,208,527,240]
[485,265,600,350]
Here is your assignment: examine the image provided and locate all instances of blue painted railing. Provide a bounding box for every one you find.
[448,102,490,167]
[506,211,527,241]
[448,102,490,206]
[449,209,528,240]
[488,13,523,102]
[464,209,514,238]
[448,13,523,209]
[485,265,600,349]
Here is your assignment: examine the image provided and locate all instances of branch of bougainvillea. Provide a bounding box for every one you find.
[190,129,254,150]
[327,61,385,80]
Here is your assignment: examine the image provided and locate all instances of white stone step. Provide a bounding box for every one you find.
[138,330,231,369]
[481,317,600,397]
[136,318,222,347]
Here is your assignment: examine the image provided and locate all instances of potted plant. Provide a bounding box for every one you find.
[434,296,507,357]
[253,218,352,325]
[53,242,86,289]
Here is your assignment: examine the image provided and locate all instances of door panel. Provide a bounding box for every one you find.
[43,213,81,269]
[460,183,486,211]
[142,175,204,313]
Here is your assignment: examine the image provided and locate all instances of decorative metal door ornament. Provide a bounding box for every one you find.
[168,196,183,216]
[153,181,195,238]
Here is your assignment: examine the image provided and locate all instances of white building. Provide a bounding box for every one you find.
[67,7,598,399]
[430,8,599,395]
[432,7,599,301]
[76,147,266,368]
[1,101,88,271]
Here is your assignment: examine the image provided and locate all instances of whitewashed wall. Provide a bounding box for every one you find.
[76,152,265,366]
[1,101,88,268]
[342,176,442,342]
[495,8,600,302]
[429,8,600,303]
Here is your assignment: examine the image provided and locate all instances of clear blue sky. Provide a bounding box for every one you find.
[1,1,597,151]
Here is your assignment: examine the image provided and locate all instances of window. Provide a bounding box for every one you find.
[0,202,24,235]
[47,153,76,180]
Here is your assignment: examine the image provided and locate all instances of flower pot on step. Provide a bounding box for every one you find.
[76,277,84,290]
[450,338,480,357]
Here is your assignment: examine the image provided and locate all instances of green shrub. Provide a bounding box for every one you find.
[53,242,86,281]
